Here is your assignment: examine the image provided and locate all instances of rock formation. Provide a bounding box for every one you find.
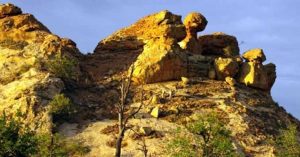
[131,37,187,84]
[238,48,276,90]
[198,32,240,57]
[179,12,207,54]
[214,57,239,80]
[84,10,186,82]
[0,3,298,157]
[0,3,82,133]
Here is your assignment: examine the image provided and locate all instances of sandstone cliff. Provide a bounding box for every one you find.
[0,3,299,157]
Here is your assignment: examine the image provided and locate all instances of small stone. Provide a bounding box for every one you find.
[225,77,237,86]
[170,106,180,114]
[151,95,159,104]
[151,106,160,118]
[139,127,153,136]
[181,77,190,86]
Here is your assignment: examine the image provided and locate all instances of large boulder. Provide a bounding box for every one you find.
[131,37,187,84]
[179,12,207,54]
[86,10,186,82]
[95,10,186,52]
[238,62,269,90]
[198,32,240,57]
[242,48,266,63]
[238,49,276,90]
[214,57,239,80]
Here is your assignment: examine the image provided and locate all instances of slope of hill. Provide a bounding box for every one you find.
[0,3,299,157]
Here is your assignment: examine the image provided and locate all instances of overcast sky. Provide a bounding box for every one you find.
[2,0,299,119]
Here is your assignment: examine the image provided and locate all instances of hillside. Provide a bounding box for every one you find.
[0,3,299,157]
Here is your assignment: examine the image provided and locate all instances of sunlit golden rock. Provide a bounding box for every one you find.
[0,3,82,133]
[131,37,187,84]
[238,62,269,90]
[95,10,186,52]
[243,48,266,63]
[179,12,207,54]
[214,57,239,80]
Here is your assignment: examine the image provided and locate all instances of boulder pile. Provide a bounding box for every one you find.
[95,9,275,90]
[238,48,276,90]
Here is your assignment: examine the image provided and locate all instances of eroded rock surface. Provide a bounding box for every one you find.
[0,4,295,157]
[83,10,186,82]
[198,32,240,57]
[179,12,207,54]
[131,37,187,84]
[214,57,239,80]
[238,49,276,90]
[0,3,82,133]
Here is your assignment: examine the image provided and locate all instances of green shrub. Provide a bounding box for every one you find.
[167,113,239,157]
[49,94,75,121]
[187,113,237,157]
[0,113,89,157]
[167,128,199,157]
[49,94,72,114]
[0,113,38,157]
[275,124,300,157]
[45,54,78,80]
[35,133,90,157]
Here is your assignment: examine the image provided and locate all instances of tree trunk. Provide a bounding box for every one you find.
[115,128,125,157]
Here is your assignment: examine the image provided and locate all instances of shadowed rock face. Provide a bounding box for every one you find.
[198,32,240,57]
[0,3,21,18]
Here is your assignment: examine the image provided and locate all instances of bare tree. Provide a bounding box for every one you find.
[137,136,148,157]
[115,68,143,157]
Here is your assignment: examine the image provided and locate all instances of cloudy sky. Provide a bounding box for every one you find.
[2,0,299,119]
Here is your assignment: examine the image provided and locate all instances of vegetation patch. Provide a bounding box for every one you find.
[49,94,76,122]
[167,112,239,157]
[45,54,78,80]
[0,113,89,157]
[273,124,300,157]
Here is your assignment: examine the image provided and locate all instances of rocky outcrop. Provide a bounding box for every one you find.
[0,3,82,133]
[179,12,207,54]
[198,32,240,57]
[0,3,21,18]
[238,49,276,90]
[95,10,185,52]
[84,10,186,82]
[0,4,298,157]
